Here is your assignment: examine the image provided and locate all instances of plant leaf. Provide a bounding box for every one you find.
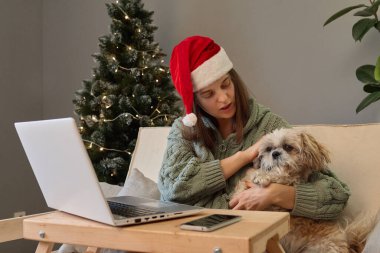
[324,4,366,26]
[356,92,380,113]
[375,56,380,82]
[376,22,380,32]
[356,65,377,83]
[352,18,377,41]
[354,9,375,17]
[354,0,380,16]
[363,83,380,93]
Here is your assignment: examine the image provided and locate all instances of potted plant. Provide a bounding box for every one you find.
[324,1,380,113]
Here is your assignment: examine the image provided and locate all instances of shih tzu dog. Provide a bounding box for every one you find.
[234,128,374,253]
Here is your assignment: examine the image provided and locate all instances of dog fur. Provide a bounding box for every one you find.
[234,128,375,253]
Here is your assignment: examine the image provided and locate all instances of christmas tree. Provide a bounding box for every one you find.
[73,0,181,185]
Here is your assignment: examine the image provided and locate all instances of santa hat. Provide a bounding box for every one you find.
[170,36,233,127]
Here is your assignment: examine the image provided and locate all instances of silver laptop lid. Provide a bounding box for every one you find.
[15,118,115,225]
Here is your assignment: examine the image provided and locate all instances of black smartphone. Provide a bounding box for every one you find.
[180,214,242,232]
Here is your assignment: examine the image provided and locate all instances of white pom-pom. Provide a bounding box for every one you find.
[182,113,197,127]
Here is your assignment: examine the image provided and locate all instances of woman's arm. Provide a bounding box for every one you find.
[229,183,295,210]
[220,138,262,179]
[158,120,262,207]
[291,170,350,220]
[157,121,228,206]
[229,170,350,220]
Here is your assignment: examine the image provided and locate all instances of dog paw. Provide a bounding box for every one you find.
[253,176,271,187]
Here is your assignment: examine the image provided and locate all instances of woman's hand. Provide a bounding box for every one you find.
[229,182,296,210]
[241,137,264,164]
[220,138,264,180]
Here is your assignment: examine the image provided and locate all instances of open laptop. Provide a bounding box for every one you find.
[15,117,202,226]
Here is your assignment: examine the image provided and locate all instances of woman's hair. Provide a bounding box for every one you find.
[181,68,250,150]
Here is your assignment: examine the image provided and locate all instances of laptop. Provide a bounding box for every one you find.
[15,117,202,226]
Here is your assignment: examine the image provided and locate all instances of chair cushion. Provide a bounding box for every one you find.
[117,168,160,199]
[363,219,380,253]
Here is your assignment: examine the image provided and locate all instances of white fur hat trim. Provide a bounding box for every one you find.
[182,113,197,127]
[191,47,233,92]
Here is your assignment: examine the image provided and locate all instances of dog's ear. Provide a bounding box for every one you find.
[299,131,331,171]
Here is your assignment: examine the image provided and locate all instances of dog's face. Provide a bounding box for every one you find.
[254,128,330,181]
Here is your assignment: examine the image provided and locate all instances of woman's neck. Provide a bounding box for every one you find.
[217,119,235,139]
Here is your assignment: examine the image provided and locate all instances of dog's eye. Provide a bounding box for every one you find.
[283,144,294,152]
[265,146,272,152]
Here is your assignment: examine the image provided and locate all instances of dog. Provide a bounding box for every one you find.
[234,128,375,253]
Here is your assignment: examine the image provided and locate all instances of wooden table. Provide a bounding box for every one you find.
[23,209,289,253]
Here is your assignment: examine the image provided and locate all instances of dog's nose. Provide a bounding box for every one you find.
[272,151,281,159]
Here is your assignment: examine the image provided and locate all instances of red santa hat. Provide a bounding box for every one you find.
[170,35,233,127]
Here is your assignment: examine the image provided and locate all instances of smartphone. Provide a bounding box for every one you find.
[180,214,242,232]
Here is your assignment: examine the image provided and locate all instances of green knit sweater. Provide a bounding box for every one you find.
[158,99,350,220]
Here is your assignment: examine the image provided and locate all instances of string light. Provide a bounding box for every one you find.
[150,114,173,122]
[102,112,140,122]
[83,139,132,155]
[117,65,157,72]
[115,2,130,21]
[125,45,159,54]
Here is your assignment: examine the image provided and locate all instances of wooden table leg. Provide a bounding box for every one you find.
[266,234,285,253]
[85,247,100,253]
[35,242,54,253]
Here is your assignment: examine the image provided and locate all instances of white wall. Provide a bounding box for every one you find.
[43,0,380,124]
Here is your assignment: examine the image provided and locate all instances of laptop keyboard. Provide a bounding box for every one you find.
[108,201,164,218]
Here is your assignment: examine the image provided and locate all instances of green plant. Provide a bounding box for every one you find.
[324,1,380,113]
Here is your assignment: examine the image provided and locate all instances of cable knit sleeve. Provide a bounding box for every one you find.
[291,169,350,220]
[158,120,229,208]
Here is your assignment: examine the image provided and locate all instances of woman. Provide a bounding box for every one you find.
[158,35,350,220]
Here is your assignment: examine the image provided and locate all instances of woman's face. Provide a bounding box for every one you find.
[195,74,236,122]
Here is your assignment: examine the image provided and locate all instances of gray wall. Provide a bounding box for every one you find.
[44,0,380,124]
[0,0,45,252]
[1,0,379,251]
[42,0,112,118]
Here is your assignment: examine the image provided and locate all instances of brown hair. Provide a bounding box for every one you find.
[181,69,250,150]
